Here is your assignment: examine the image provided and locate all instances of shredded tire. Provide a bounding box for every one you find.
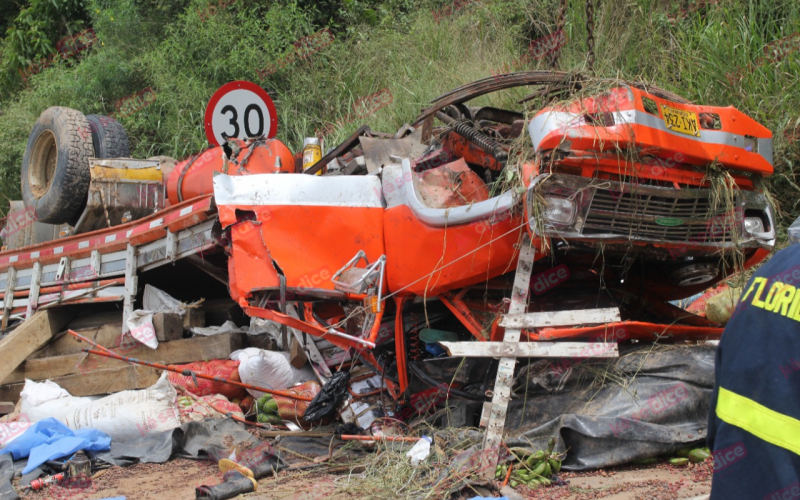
[21,107,94,225]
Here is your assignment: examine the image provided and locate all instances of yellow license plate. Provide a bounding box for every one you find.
[661,105,700,137]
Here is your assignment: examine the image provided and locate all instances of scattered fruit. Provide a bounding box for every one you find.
[257,413,283,425]
[502,436,563,489]
[263,398,279,413]
[688,448,710,463]
[254,394,283,424]
[509,447,533,459]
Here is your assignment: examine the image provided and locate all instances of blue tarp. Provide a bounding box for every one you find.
[0,418,110,474]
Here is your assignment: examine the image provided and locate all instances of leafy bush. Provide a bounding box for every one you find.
[0,0,89,94]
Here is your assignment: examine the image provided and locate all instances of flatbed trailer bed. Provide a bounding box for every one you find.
[0,195,217,329]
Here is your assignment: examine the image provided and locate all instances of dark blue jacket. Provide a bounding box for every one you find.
[708,245,800,500]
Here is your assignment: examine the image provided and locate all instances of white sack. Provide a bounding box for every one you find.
[230,348,313,398]
[20,379,70,407]
[19,379,95,422]
[62,372,181,441]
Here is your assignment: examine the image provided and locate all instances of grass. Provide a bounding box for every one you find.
[330,425,488,500]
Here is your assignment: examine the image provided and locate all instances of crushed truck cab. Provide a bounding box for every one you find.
[525,85,775,295]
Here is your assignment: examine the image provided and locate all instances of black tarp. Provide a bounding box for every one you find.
[0,455,17,500]
[416,344,715,470]
[95,418,283,471]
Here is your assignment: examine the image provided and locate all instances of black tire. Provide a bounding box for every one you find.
[86,114,130,158]
[21,107,94,225]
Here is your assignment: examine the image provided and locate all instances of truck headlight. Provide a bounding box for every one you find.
[543,195,577,226]
[744,216,765,235]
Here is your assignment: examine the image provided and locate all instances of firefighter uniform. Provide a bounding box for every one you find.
[708,244,800,499]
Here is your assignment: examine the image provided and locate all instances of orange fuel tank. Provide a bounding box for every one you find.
[166,138,295,205]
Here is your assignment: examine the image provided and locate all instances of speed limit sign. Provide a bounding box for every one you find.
[204,81,278,146]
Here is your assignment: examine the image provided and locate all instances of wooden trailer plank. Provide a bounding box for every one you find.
[499,307,621,329]
[0,308,76,383]
[439,341,619,358]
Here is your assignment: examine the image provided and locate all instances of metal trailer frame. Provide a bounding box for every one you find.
[0,195,217,330]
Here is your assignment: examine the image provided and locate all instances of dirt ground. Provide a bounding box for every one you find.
[21,457,712,500]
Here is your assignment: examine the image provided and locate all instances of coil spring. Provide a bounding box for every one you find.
[408,330,425,360]
[450,120,509,163]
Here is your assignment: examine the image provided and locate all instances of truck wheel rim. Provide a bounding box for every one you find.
[30,130,58,198]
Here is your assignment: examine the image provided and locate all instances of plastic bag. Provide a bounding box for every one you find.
[168,359,247,400]
[0,418,110,474]
[143,284,186,316]
[303,371,350,422]
[191,320,246,337]
[406,436,432,466]
[62,373,181,441]
[503,345,716,471]
[125,309,158,349]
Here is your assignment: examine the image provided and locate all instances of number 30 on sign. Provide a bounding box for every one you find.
[204,81,278,146]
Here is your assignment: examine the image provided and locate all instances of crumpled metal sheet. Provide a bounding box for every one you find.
[359,133,428,173]
[217,173,386,302]
[226,221,279,305]
[214,173,384,229]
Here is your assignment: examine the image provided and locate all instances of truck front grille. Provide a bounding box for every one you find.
[582,187,737,243]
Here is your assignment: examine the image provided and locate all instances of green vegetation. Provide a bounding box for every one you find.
[0,0,798,237]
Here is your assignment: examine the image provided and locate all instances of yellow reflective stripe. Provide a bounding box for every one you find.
[717,387,800,456]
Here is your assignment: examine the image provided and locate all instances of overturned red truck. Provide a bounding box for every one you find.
[217,83,773,396]
[0,74,775,401]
